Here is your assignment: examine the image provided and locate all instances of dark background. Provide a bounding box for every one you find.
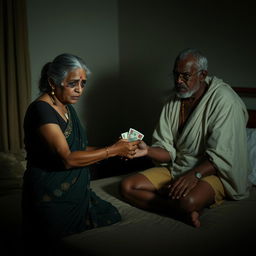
[26,0,256,178]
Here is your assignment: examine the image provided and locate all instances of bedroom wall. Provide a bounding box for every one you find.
[26,0,120,146]
[27,0,256,147]
[118,0,256,142]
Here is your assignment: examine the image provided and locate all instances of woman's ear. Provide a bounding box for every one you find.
[48,78,55,90]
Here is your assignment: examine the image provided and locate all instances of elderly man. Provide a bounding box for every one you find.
[120,48,249,227]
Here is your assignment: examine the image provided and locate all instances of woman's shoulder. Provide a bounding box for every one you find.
[25,100,60,126]
[27,100,56,114]
[30,99,53,108]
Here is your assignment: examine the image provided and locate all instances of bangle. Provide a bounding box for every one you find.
[105,147,109,159]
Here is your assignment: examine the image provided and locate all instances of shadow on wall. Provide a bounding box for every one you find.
[79,71,173,179]
[118,76,170,144]
[82,73,124,147]
[82,72,169,148]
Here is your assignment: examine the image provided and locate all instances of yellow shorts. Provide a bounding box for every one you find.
[140,167,225,207]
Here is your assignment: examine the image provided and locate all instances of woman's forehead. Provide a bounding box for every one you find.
[66,68,86,79]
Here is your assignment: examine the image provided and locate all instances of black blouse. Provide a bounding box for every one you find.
[23,101,67,170]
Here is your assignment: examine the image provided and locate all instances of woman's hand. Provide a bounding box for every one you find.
[109,139,140,159]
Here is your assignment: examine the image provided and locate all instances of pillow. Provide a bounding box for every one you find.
[247,128,256,185]
[0,151,26,194]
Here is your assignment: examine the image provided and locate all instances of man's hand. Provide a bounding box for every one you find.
[133,141,148,158]
[168,171,199,199]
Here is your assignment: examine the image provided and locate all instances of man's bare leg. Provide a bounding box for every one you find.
[120,173,215,227]
[191,211,201,228]
[120,173,175,212]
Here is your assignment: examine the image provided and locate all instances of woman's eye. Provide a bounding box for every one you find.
[81,80,86,88]
[67,81,76,88]
[65,80,86,88]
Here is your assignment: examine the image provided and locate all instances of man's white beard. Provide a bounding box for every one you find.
[175,83,200,99]
[176,90,194,99]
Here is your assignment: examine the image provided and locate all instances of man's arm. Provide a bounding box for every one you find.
[190,158,217,178]
[134,141,171,163]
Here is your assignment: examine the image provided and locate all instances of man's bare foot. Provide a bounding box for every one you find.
[190,211,200,228]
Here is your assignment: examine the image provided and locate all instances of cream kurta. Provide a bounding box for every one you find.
[152,76,249,200]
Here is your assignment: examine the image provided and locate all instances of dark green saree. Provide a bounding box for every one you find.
[22,103,121,240]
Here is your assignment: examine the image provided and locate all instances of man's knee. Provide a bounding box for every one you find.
[120,173,153,198]
[177,181,216,213]
[119,177,133,198]
[178,196,198,213]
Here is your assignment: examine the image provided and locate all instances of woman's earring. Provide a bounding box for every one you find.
[50,89,56,105]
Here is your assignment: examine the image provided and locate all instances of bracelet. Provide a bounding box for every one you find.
[105,147,109,159]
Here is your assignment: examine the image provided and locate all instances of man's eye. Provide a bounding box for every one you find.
[183,73,190,79]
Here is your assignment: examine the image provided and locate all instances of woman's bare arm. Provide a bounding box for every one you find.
[39,123,139,169]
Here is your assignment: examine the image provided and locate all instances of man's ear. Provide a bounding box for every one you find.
[201,70,208,76]
[200,70,208,80]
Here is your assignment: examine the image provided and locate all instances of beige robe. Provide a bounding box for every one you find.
[152,76,249,200]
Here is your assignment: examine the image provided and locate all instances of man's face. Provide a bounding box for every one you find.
[173,56,202,99]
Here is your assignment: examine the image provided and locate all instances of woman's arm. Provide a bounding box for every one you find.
[86,146,98,151]
[39,123,139,169]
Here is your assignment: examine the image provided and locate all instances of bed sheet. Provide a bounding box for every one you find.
[59,174,256,256]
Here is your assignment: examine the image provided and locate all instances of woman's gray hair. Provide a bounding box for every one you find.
[175,48,208,71]
[39,53,91,93]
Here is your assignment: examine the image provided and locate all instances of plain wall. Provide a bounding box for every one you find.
[27,0,256,146]
[118,0,256,141]
[27,0,120,146]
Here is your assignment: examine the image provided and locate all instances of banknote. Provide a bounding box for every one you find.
[127,128,144,141]
[121,132,129,139]
[121,128,144,141]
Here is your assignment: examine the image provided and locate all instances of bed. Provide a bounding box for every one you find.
[1,87,256,256]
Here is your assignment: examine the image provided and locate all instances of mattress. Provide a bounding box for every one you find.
[59,174,256,256]
[1,172,256,256]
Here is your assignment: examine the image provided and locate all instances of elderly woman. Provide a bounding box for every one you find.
[22,53,139,247]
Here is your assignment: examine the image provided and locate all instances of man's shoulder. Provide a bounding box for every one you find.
[207,76,240,105]
[206,77,247,120]
[159,94,179,114]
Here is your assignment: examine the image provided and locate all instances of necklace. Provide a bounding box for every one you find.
[48,93,69,120]
[181,100,185,124]
[180,99,193,125]
[181,99,195,124]
[64,107,69,120]
[179,84,208,129]
[49,94,69,120]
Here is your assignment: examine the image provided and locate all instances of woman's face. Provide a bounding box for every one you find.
[55,68,87,104]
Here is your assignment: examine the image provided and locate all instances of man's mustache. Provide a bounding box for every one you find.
[175,83,189,90]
